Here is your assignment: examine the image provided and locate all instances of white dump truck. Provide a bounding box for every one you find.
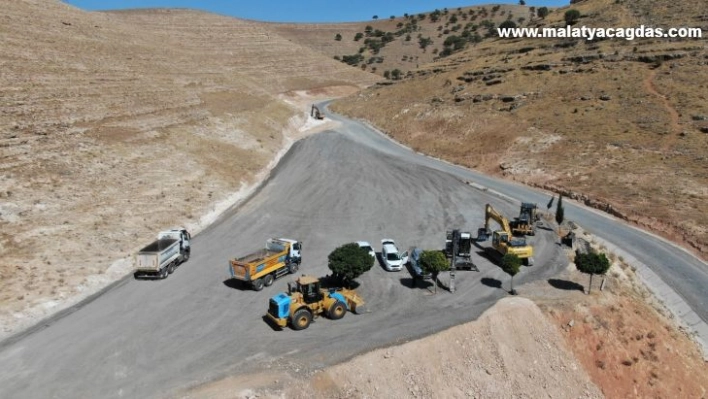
[134,228,191,279]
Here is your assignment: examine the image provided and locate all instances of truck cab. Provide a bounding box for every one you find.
[158,228,191,259]
[272,238,302,265]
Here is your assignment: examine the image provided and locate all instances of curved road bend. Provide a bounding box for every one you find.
[0,109,704,399]
[327,107,708,349]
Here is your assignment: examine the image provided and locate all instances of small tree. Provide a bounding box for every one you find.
[328,243,375,286]
[537,7,549,19]
[334,33,342,41]
[420,250,449,293]
[564,9,581,25]
[372,15,379,20]
[354,32,364,41]
[501,253,522,295]
[391,69,402,80]
[575,252,611,294]
[519,0,526,5]
[418,36,433,51]
[555,194,565,236]
[499,20,517,30]
[383,70,390,79]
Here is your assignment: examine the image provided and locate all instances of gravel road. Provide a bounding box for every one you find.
[1,107,704,398]
[326,108,708,355]
[0,117,568,398]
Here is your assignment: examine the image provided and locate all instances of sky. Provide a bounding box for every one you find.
[62,0,568,23]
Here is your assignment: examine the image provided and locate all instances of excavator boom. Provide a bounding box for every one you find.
[484,204,512,236]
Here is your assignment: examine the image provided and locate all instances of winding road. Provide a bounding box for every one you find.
[0,109,706,399]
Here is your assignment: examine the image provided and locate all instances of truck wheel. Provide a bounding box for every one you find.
[328,301,347,320]
[252,278,265,291]
[160,267,169,279]
[288,262,299,274]
[264,274,274,287]
[183,249,190,263]
[291,308,312,330]
[168,263,176,274]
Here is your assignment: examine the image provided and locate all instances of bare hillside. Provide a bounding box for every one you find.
[0,0,378,334]
[269,4,528,78]
[332,0,708,258]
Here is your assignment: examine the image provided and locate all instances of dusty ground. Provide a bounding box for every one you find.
[329,0,708,259]
[2,1,706,398]
[0,0,377,338]
[181,228,708,399]
[183,297,604,399]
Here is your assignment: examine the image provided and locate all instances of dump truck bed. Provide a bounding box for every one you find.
[235,248,283,265]
[136,238,179,272]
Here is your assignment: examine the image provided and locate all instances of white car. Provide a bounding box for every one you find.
[356,241,376,259]
[381,239,408,272]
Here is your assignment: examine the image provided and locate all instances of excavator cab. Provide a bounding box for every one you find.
[492,231,507,248]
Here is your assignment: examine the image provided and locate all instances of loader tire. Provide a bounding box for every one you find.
[328,301,347,320]
[264,274,274,287]
[291,308,312,330]
[252,278,265,291]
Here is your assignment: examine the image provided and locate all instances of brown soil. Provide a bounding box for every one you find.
[330,0,708,259]
[183,297,604,399]
[0,0,376,338]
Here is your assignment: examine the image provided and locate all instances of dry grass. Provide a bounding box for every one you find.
[0,0,378,335]
[331,0,708,258]
[269,5,528,78]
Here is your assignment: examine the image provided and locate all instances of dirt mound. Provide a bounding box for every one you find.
[183,298,602,399]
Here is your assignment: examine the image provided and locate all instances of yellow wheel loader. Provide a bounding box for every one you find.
[266,275,365,330]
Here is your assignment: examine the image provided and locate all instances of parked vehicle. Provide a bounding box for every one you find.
[356,241,376,259]
[444,229,478,271]
[228,238,302,291]
[381,239,408,271]
[407,247,430,280]
[266,275,365,330]
[134,228,191,279]
[509,202,540,236]
[484,204,534,265]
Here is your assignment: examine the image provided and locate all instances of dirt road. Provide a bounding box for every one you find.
[0,126,568,398]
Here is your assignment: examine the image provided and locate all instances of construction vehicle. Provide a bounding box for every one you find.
[510,202,540,236]
[310,104,324,120]
[484,204,534,266]
[444,230,478,271]
[134,228,191,279]
[228,238,302,291]
[266,275,365,330]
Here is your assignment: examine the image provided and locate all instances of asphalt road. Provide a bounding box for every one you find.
[0,109,705,398]
[327,110,708,343]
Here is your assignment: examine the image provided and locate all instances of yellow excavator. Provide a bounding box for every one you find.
[484,204,534,266]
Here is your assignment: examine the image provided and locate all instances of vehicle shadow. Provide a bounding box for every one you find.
[222,279,252,291]
[320,274,361,290]
[475,249,499,266]
[262,315,283,331]
[399,277,433,290]
[480,277,503,289]
[548,278,584,292]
